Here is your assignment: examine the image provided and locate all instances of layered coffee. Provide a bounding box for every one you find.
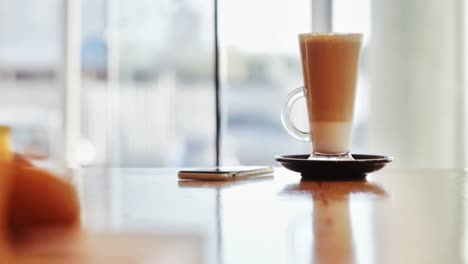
[299,34,361,154]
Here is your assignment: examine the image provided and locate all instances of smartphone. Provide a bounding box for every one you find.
[178,166,274,181]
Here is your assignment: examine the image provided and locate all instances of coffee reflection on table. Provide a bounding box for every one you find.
[281,179,387,264]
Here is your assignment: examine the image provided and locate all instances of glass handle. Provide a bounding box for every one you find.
[281,86,311,142]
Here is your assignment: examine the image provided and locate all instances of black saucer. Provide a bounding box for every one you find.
[275,154,393,180]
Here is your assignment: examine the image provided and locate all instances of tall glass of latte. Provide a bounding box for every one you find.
[281,33,362,160]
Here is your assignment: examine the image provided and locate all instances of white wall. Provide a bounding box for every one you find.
[368,0,464,168]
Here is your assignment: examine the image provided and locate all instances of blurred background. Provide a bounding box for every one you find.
[0,0,466,168]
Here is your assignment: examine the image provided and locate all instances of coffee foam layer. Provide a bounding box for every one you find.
[299,33,362,43]
[311,121,352,154]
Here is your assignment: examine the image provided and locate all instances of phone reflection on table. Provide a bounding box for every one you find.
[178,174,273,264]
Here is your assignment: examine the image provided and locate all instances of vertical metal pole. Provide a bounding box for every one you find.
[63,0,81,168]
[312,0,333,32]
[214,0,221,167]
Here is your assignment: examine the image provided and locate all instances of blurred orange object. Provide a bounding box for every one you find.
[0,126,80,240]
[13,154,33,167]
[9,165,80,239]
[0,126,12,162]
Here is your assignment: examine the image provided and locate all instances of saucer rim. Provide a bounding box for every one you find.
[275,154,394,163]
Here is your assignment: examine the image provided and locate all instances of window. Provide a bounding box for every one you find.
[0,0,63,166]
[222,0,312,165]
[1,0,465,168]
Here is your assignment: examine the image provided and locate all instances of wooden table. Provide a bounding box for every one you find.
[69,168,464,264]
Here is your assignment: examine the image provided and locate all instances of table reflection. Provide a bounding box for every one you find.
[282,180,386,264]
[72,168,464,263]
[178,176,274,264]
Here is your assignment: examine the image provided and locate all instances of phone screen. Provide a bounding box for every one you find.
[179,166,270,174]
[178,166,273,181]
